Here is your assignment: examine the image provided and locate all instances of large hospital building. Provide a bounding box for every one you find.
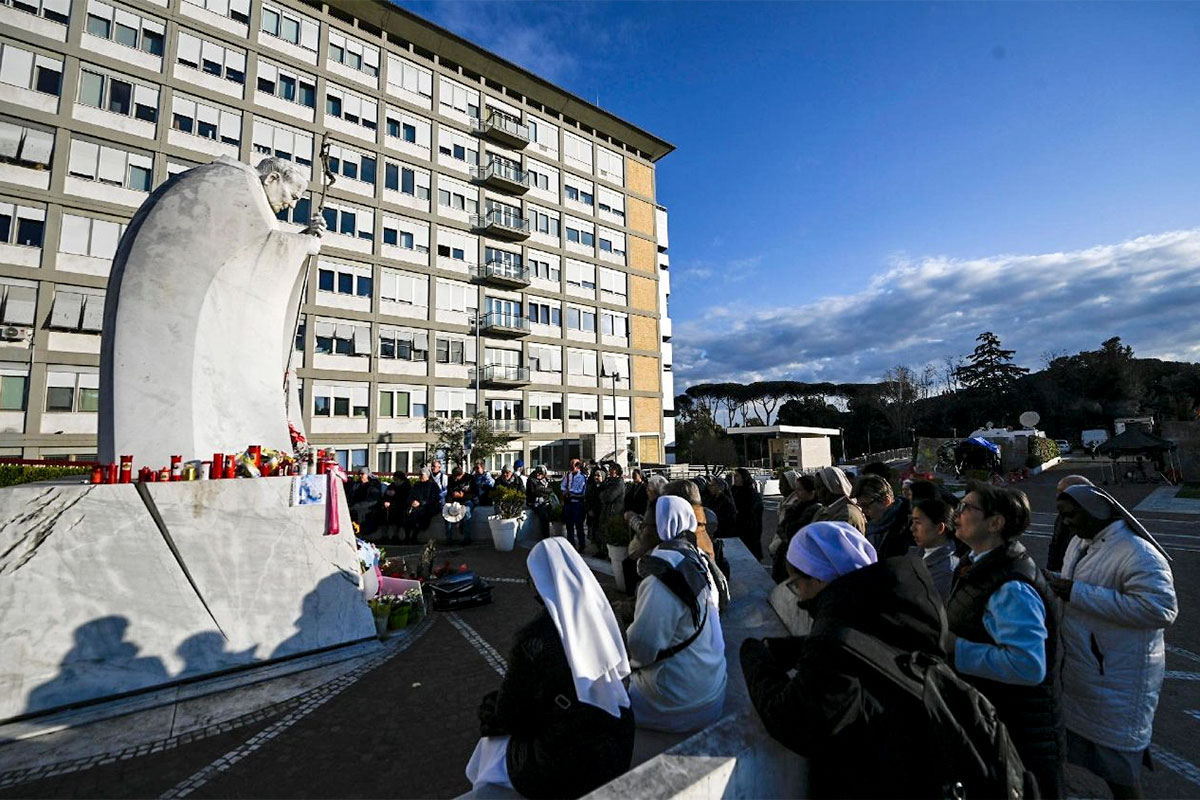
[0,0,676,471]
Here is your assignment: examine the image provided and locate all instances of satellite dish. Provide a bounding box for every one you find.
[1019,411,1041,428]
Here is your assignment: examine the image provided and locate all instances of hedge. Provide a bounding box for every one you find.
[0,464,92,488]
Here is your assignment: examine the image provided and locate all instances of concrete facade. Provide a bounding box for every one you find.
[0,0,674,472]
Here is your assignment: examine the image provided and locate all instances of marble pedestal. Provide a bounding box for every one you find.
[0,477,374,722]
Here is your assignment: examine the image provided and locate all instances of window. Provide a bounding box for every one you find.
[565,220,594,247]
[175,31,245,84]
[435,279,476,315]
[47,288,104,332]
[0,371,27,411]
[45,370,98,412]
[378,328,427,361]
[3,0,70,25]
[384,161,430,199]
[379,270,427,309]
[597,185,626,222]
[438,76,478,119]
[528,345,562,375]
[313,320,371,357]
[311,385,368,418]
[526,299,561,327]
[530,393,563,421]
[183,0,250,25]
[566,260,596,291]
[0,279,37,324]
[596,145,624,183]
[260,2,317,52]
[320,201,373,241]
[256,59,316,108]
[381,215,428,252]
[0,120,54,169]
[317,260,372,297]
[564,131,593,172]
[436,127,477,165]
[328,29,378,78]
[435,335,474,365]
[325,82,377,131]
[563,175,595,209]
[85,1,164,56]
[77,67,157,122]
[434,227,474,264]
[67,139,153,191]
[275,195,311,226]
[171,94,240,146]
[378,389,411,418]
[251,117,313,172]
[59,214,123,259]
[598,267,628,302]
[528,116,558,156]
[326,142,375,185]
[600,310,628,338]
[567,393,598,421]
[385,54,432,104]
[485,246,521,270]
[0,43,62,96]
[567,348,598,377]
[528,253,560,283]
[602,395,631,422]
[527,205,560,238]
[436,175,478,215]
[0,203,44,248]
[384,106,430,149]
[485,199,523,228]
[525,160,556,193]
[601,352,630,382]
[565,305,596,333]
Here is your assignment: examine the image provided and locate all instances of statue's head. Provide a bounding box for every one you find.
[256,157,308,214]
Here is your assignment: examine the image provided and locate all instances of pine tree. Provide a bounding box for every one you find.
[954,332,1030,394]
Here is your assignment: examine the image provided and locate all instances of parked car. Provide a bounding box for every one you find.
[1055,439,1072,454]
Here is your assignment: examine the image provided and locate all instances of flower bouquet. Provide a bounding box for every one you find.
[402,586,425,624]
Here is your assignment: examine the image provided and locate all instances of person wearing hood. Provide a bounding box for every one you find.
[852,474,914,560]
[1050,485,1177,799]
[741,521,950,798]
[730,468,764,561]
[1046,474,1094,572]
[811,466,867,534]
[466,538,635,798]
[947,482,1065,798]
[626,496,727,732]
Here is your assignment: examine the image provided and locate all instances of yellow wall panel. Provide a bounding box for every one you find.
[630,314,659,351]
[626,158,654,199]
[634,397,662,436]
[627,197,655,237]
[629,274,657,312]
[632,354,660,391]
[629,235,657,274]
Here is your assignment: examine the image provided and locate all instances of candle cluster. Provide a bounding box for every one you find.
[89,447,342,485]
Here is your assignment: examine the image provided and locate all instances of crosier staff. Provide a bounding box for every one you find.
[284,135,336,455]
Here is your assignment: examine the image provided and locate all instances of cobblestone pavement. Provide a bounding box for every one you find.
[0,541,583,800]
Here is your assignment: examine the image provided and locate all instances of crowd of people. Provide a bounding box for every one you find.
[347,455,1176,799]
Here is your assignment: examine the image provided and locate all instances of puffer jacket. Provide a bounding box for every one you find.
[1059,519,1177,751]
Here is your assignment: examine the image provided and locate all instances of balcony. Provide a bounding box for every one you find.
[471,364,531,386]
[471,160,530,194]
[487,418,532,434]
[473,259,530,289]
[471,209,530,241]
[472,112,529,149]
[479,311,530,338]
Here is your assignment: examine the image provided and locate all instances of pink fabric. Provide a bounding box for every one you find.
[326,472,340,536]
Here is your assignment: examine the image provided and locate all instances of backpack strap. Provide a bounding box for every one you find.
[631,601,708,672]
[830,628,924,702]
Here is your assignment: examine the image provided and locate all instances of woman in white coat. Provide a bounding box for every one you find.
[626,495,727,732]
[1048,484,1177,799]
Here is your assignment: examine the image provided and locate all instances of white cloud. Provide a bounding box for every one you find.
[673,228,1200,387]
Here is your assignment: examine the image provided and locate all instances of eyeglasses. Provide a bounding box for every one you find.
[955,501,985,516]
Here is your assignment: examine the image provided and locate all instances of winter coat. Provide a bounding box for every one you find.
[1059,519,1177,751]
[772,499,822,583]
[866,498,914,560]
[909,543,957,602]
[731,483,764,560]
[346,476,383,530]
[447,473,474,505]
[624,481,649,517]
[741,556,948,798]
[707,491,739,539]
[525,475,551,507]
[599,477,626,526]
[496,473,524,492]
[472,470,496,505]
[478,611,634,798]
[813,496,867,534]
[382,478,411,526]
[409,477,440,509]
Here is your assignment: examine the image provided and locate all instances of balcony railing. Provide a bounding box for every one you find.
[471,364,531,385]
[471,209,530,240]
[470,160,530,194]
[472,112,529,148]
[473,259,530,288]
[487,418,532,433]
[479,311,531,337]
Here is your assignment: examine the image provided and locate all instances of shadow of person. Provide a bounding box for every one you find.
[175,632,258,680]
[270,571,368,661]
[26,615,169,716]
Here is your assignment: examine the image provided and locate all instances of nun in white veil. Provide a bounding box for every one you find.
[466,538,634,798]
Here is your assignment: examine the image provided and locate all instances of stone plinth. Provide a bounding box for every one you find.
[0,477,374,722]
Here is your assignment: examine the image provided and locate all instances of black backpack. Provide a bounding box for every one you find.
[834,627,1034,800]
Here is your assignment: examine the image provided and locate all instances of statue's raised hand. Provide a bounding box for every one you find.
[303,213,325,254]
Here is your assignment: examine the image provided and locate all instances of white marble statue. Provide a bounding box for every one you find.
[99,156,324,468]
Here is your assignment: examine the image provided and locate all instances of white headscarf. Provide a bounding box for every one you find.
[816,466,853,498]
[1061,484,1171,562]
[655,494,697,542]
[786,521,877,582]
[526,538,631,716]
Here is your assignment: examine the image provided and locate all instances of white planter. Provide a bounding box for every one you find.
[488,514,523,551]
[608,544,629,592]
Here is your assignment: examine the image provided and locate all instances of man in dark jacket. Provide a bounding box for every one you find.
[852,474,914,560]
[741,521,951,798]
[346,467,384,537]
[496,463,524,492]
[704,478,738,541]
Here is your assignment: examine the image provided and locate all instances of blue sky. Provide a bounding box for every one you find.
[400,1,1200,386]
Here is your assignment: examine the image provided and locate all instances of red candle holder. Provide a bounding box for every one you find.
[119,455,133,484]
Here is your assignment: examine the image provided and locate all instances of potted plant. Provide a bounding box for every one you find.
[388,597,411,630]
[603,515,632,592]
[488,486,526,552]
[368,596,391,637]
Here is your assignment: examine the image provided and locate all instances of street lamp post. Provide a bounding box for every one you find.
[838,427,847,464]
[603,368,621,465]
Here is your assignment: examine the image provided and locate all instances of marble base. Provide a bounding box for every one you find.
[0,478,374,722]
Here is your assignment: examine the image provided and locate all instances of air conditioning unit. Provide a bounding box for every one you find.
[1,326,30,341]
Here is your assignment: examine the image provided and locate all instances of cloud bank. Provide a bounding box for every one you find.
[673,228,1200,387]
